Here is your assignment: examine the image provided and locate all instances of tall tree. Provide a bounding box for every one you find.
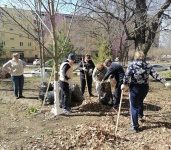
[64,0,171,57]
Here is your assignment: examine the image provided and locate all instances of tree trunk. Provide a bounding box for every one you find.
[134,0,147,52]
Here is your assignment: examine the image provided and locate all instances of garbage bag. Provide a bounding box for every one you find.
[39,82,53,101]
[59,84,83,108]
[99,82,113,106]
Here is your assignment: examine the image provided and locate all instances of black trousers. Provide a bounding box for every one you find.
[80,75,93,95]
[59,80,69,109]
[113,81,122,108]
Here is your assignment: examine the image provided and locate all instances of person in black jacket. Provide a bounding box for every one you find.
[78,54,95,97]
[101,59,125,109]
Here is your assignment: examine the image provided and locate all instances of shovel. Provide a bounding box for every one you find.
[114,90,124,135]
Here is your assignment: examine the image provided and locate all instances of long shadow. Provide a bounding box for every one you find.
[0,89,13,91]
[24,96,39,100]
[59,112,114,117]
[119,100,162,111]
[118,99,162,118]
[143,102,162,111]
[79,102,113,113]
[23,88,39,91]
[141,120,171,131]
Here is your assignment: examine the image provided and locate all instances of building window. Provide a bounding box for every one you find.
[19,34,23,38]
[18,14,22,20]
[10,28,13,31]
[10,38,14,40]
[28,42,31,46]
[65,17,72,23]
[27,25,30,30]
[2,42,5,46]
[0,23,4,28]
[20,42,23,46]
[28,34,31,39]
[1,32,5,37]
[0,12,4,19]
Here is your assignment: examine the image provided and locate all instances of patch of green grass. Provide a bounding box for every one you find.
[158,70,171,78]
[27,107,38,115]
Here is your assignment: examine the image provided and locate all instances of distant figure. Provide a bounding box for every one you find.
[121,51,171,132]
[101,59,125,109]
[59,53,75,114]
[3,53,26,99]
[78,54,95,97]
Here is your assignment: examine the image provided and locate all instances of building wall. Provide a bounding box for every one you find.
[0,7,38,62]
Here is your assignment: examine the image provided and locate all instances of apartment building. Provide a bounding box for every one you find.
[0,7,85,63]
[0,7,38,62]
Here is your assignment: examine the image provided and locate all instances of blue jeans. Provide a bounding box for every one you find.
[129,84,149,129]
[11,75,24,97]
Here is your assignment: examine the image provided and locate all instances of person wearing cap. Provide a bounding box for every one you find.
[121,51,171,132]
[101,59,125,109]
[59,53,75,114]
[78,54,95,97]
[3,53,26,99]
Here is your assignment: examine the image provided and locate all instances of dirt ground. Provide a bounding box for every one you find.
[0,76,171,150]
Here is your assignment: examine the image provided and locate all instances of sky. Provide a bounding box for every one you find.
[0,0,77,15]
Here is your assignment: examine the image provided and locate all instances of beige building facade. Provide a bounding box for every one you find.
[0,7,39,63]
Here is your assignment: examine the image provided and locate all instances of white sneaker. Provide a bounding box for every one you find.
[62,109,71,115]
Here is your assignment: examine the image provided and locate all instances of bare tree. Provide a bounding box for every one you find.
[63,0,171,58]
[0,0,77,115]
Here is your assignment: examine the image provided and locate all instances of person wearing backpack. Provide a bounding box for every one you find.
[121,51,171,132]
[3,53,26,99]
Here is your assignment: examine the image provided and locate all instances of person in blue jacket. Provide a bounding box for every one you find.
[121,51,171,132]
[101,59,125,110]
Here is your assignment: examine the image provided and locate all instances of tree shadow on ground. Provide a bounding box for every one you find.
[24,96,39,100]
[141,120,171,131]
[144,103,162,111]
[0,89,13,91]
[77,101,113,113]
[120,100,162,111]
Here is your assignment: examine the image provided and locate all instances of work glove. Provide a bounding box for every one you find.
[68,79,74,87]
[100,80,104,85]
[165,82,171,87]
[121,84,125,90]
[88,69,93,75]
[83,67,87,72]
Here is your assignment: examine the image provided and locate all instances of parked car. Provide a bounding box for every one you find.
[33,59,40,65]
[31,67,52,77]
[0,69,11,79]
[151,64,169,72]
